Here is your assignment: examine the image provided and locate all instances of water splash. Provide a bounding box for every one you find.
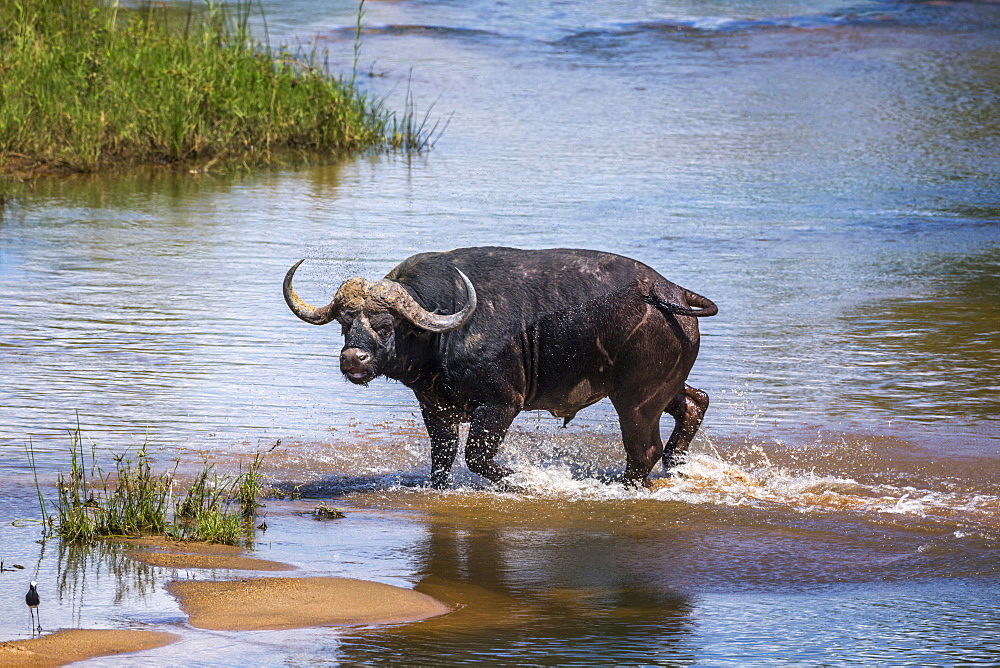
[448,446,1000,531]
[251,420,998,532]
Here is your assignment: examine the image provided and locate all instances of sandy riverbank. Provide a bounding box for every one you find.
[0,535,450,665]
[125,536,451,631]
[168,576,451,631]
[121,536,296,571]
[0,629,179,667]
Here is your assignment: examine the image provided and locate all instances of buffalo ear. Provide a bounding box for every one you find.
[396,318,435,339]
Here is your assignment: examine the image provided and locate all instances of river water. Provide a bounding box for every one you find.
[0,0,998,664]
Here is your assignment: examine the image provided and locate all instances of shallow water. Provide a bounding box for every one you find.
[1,0,998,663]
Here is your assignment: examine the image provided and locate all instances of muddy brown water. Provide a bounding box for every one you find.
[0,0,998,664]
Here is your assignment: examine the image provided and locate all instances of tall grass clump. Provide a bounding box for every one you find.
[172,450,264,544]
[39,426,268,545]
[0,0,428,175]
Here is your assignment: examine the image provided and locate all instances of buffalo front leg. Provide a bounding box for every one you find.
[465,405,517,483]
[662,384,709,471]
[421,405,460,489]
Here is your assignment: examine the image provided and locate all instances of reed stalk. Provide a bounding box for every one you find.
[25,439,52,535]
[350,0,366,89]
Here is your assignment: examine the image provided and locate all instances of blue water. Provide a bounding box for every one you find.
[0,0,997,663]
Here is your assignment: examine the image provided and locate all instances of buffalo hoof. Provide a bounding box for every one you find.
[428,475,451,490]
[621,475,652,489]
[491,477,527,494]
[660,455,688,479]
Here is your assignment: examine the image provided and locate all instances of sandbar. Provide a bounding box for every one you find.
[168,577,451,630]
[0,629,178,667]
[120,536,295,571]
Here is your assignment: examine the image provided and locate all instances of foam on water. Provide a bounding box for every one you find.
[436,448,1000,531]
[255,421,997,534]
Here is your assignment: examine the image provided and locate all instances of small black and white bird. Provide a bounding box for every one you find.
[26,581,41,633]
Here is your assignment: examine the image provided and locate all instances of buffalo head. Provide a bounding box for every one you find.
[283,260,477,384]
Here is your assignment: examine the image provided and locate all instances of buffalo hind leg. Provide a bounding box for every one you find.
[465,405,517,484]
[662,384,709,471]
[612,398,668,487]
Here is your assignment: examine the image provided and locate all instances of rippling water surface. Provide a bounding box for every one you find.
[0,0,997,663]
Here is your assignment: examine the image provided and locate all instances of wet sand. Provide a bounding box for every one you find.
[0,629,178,667]
[168,577,452,630]
[124,537,450,632]
[120,536,296,571]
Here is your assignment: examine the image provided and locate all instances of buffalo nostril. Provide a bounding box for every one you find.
[341,348,371,367]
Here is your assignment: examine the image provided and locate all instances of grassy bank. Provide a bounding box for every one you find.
[0,0,426,184]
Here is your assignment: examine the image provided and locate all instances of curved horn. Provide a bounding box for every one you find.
[283,260,340,325]
[376,268,477,333]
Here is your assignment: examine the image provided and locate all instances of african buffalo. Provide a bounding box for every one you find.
[283,247,717,488]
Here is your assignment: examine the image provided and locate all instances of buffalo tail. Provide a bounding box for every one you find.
[643,286,719,317]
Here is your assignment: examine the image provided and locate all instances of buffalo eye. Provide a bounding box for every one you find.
[370,315,394,339]
[338,317,354,337]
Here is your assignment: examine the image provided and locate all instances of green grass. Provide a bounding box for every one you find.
[37,426,268,546]
[0,0,431,179]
